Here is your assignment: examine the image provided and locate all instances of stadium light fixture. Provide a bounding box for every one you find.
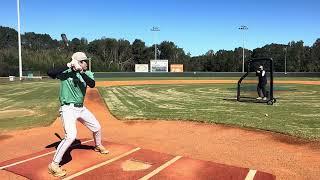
[151,26,160,60]
[238,25,248,73]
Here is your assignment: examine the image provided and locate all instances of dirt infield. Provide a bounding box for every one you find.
[0,139,274,180]
[0,80,319,179]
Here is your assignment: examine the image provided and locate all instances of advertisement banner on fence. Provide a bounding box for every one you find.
[150,60,168,72]
[135,64,149,72]
[170,64,184,72]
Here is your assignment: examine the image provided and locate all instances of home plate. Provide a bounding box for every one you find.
[121,159,152,171]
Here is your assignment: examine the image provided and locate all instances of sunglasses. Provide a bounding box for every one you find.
[80,60,88,63]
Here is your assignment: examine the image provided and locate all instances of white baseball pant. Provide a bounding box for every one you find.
[52,104,102,164]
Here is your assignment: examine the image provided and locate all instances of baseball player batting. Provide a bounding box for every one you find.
[256,65,267,100]
[47,52,109,177]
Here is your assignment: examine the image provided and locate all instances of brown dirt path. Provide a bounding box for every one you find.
[0,139,274,180]
[0,80,320,180]
[0,140,138,180]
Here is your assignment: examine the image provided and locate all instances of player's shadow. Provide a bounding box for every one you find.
[45,133,94,166]
[223,97,267,104]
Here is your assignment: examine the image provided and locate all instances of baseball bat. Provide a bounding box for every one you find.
[54,133,63,141]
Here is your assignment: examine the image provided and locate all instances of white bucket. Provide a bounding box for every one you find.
[9,76,15,81]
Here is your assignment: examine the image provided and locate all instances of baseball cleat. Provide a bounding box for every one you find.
[48,162,67,177]
[256,97,263,100]
[94,145,109,154]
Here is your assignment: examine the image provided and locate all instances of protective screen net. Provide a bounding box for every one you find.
[238,60,272,102]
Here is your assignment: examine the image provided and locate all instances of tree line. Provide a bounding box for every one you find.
[0,26,319,76]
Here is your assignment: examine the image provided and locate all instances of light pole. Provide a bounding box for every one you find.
[17,0,22,80]
[238,25,248,73]
[151,26,160,60]
[284,46,287,75]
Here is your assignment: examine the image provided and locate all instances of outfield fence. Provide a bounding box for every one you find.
[94,72,320,78]
[1,72,319,82]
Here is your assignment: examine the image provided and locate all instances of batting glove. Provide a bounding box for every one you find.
[71,59,83,71]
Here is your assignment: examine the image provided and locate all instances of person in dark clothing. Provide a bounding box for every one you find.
[256,65,267,100]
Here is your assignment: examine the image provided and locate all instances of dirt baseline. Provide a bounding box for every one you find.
[0,80,319,180]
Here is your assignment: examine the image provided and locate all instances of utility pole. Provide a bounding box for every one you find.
[17,0,22,80]
[284,46,287,75]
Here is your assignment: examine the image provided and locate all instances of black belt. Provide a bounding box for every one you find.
[63,103,83,107]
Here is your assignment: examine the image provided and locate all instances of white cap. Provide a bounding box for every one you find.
[71,52,91,61]
[258,65,263,69]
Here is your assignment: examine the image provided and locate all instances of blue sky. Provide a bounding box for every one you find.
[0,0,319,56]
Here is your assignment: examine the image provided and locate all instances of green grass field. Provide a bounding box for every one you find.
[0,80,60,131]
[1,77,319,140]
[99,83,320,140]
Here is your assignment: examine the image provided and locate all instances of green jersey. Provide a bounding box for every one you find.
[58,69,94,105]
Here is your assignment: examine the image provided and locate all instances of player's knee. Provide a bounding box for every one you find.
[95,123,101,131]
[65,132,77,141]
[96,125,101,132]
